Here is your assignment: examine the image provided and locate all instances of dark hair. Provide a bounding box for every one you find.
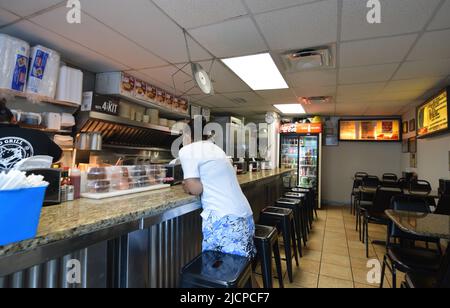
[187,116,208,142]
[0,99,13,123]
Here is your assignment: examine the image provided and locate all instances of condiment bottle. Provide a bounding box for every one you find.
[70,168,81,200]
[60,170,70,202]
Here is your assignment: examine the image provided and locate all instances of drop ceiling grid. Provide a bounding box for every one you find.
[0,0,449,116]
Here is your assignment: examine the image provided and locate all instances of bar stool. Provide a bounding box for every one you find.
[286,191,312,232]
[259,207,299,283]
[276,198,306,253]
[180,251,253,288]
[290,188,317,225]
[254,225,284,288]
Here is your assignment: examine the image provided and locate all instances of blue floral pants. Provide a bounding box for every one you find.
[202,212,256,258]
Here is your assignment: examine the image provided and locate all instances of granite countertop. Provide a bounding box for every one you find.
[385,210,450,240]
[0,168,293,257]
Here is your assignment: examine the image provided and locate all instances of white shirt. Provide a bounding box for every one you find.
[178,141,253,219]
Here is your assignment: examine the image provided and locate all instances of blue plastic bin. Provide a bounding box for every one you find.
[0,186,48,246]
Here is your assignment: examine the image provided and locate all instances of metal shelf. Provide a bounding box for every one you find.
[108,93,190,120]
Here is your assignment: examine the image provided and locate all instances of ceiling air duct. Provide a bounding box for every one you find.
[281,46,333,73]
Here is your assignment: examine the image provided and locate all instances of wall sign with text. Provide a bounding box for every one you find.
[417,88,450,139]
[339,119,401,142]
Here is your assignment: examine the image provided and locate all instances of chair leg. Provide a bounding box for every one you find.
[366,217,370,258]
[392,266,397,289]
[294,218,303,258]
[273,241,284,288]
[290,222,299,267]
[380,255,387,289]
[282,221,294,283]
[260,244,274,289]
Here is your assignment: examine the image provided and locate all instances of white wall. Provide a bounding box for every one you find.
[322,142,402,205]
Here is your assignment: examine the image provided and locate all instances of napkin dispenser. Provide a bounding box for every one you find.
[25,169,61,206]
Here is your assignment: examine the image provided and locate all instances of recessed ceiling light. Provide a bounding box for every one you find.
[274,104,306,115]
[221,53,289,91]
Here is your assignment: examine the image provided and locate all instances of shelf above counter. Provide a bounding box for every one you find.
[1,88,80,109]
[107,93,190,120]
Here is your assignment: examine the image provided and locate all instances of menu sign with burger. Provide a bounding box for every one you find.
[417,88,450,138]
[339,119,401,142]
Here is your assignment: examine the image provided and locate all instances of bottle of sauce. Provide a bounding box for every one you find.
[70,168,81,200]
[60,170,70,202]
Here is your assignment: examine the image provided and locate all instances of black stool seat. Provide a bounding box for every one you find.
[180,251,252,288]
[285,192,313,235]
[254,225,284,288]
[276,198,306,253]
[260,207,299,283]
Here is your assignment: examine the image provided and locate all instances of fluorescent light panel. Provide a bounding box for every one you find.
[221,53,289,91]
[274,104,306,115]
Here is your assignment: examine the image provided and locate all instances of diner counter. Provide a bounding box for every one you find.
[0,168,293,259]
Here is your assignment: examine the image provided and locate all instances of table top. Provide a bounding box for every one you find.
[385,210,450,240]
[358,186,439,199]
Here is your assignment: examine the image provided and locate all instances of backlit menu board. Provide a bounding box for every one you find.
[417,88,449,138]
[339,119,401,142]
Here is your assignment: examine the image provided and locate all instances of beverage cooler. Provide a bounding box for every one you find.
[280,123,322,208]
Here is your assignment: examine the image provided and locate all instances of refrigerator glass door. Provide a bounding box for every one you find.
[298,135,319,189]
[281,136,299,184]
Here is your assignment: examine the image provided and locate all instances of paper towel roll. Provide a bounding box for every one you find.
[26,45,61,98]
[0,34,30,92]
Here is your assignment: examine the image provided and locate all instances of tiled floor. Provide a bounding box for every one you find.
[255,205,406,288]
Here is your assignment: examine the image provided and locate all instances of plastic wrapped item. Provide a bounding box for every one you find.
[26,45,61,98]
[87,180,110,194]
[19,112,42,126]
[42,112,61,130]
[87,167,107,180]
[56,66,83,105]
[0,34,30,92]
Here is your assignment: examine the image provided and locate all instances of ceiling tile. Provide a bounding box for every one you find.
[428,0,450,30]
[394,59,450,79]
[30,6,166,70]
[139,65,193,94]
[339,63,399,84]
[340,35,417,67]
[1,20,128,72]
[189,17,267,58]
[245,0,318,14]
[255,89,298,103]
[294,85,336,98]
[375,90,425,101]
[337,82,387,99]
[408,29,450,61]
[0,7,20,27]
[335,103,370,116]
[197,94,237,108]
[153,0,247,30]
[286,69,337,88]
[0,0,63,17]
[341,0,440,41]
[222,92,265,105]
[304,103,336,115]
[384,77,446,93]
[81,0,210,64]
[254,0,338,51]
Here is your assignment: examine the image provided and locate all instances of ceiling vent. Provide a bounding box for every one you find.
[230,97,248,105]
[299,96,332,105]
[281,46,333,73]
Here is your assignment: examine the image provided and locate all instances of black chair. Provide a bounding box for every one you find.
[356,176,380,240]
[260,207,299,283]
[254,225,284,289]
[180,251,253,288]
[435,194,450,215]
[351,173,368,215]
[363,186,403,257]
[409,180,432,195]
[403,246,450,289]
[380,196,442,289]
[382,174,400,188]
[277,197,306,253]
[383,173,398,182]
